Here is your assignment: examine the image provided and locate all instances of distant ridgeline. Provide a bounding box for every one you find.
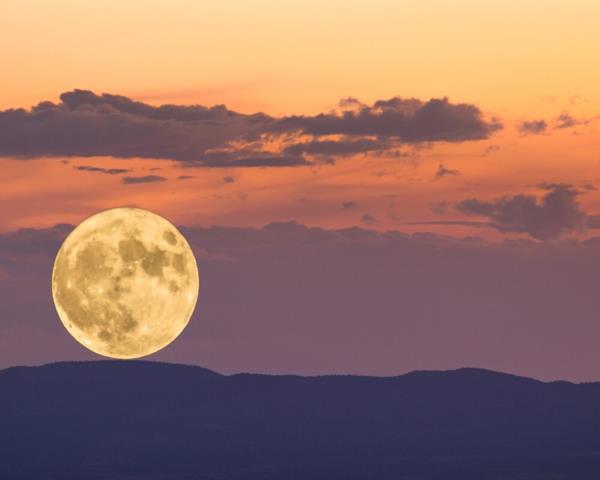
[2,361,600,479]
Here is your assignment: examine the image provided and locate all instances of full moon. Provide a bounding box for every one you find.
[51,208,199,359]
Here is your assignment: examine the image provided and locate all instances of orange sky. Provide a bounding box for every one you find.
[1,0,600,239]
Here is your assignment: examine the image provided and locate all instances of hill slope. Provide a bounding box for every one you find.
[1,361,600,479]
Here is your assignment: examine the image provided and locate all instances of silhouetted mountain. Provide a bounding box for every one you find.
[2,361,600,479]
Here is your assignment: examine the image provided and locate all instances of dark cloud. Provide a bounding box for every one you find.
[337,97,365,109]
[481,144,500,156]
[198,149,308,167]
[587,215,600,229]
[537,182,595,194]
[178,175,195,180]
[0,89,285,167]
[342,201,359,210]
[0,90,501,167]
[457,184,587,240]
[0,223,72,256]
[555,113,580,129]
[122,175,167,184]
[361,213,378,225]
[223,175,235,184]
[404,220,488,228]
[554,113,592,130]
[269,96,502,142]
[516,114,588,134]
[518,119,547,135]
[283,138,391,157]
[434,164,460,180]
[74,165,130,175]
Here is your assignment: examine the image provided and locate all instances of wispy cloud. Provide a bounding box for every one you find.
[122,175,167,184]
[434,164,460,180]
[361,213,378,224]
[342,201,359,210]
[74,165,130,175]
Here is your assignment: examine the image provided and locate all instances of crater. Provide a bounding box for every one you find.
[118,237,147,262]
[98,330,112,342]
[119,310,139,333]
[76,241,113,282]
[171,253,186,274]
[163,230,177,245]
[141,248,169,277]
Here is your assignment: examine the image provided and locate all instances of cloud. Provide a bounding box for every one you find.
[0,223,72,256]
[404,220,488,228]
[481,144,500,156]
[269,96,502,142]
[283,138,391,157]
[0,89,287,167]
[516,114,589,134]
[178,175,195,180]
[554,113,580,129]
[122,175,167,184]
[361,213,378,225]
[0,90,501,166]
[553,113,592,130]
[434,164,460,180]
[198,149,308,167]
[536,182,577,190]
[457,184,587,240]
[223,175,235,184]
[587,215,600,229]
[517,119,547,135]
[74,165,130,175]
[342,201,359,210]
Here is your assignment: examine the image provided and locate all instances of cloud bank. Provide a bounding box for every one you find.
[0,90,502,167]
[3,221,600,381]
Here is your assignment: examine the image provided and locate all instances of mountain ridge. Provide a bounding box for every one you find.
[1,360,598,479]
[0,360,567,384]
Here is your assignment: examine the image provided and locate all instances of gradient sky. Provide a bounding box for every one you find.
[2,1,600,380]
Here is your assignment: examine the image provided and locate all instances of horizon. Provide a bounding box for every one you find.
[2,1,600,383]
[0,356,592,386]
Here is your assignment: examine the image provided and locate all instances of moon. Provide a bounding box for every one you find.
[51,208,199,359]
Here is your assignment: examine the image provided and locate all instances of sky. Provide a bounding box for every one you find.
[1,0,600,381]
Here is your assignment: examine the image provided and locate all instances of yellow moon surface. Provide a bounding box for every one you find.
[51,208,199,359]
